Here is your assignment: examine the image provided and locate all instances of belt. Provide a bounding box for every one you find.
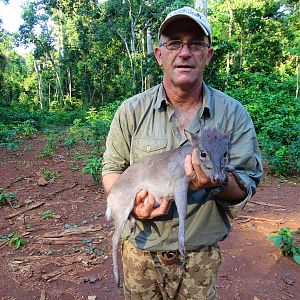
[150,243,217,266]
[157,251,180,266]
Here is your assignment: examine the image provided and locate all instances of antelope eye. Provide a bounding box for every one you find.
[200,151,206,158]
[224,151,228,158]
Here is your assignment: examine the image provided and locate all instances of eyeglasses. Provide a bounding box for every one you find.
[160,40,210,52]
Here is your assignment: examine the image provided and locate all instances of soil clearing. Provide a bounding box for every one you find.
[0,134,299,300]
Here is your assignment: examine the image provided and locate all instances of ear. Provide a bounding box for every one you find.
[205,47,214,66]
[184,130,200,147]
[154,46,163,67]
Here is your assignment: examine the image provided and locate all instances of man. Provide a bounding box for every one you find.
[102,6,263,300]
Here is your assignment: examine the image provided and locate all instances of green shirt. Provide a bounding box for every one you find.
[102,83,263,251]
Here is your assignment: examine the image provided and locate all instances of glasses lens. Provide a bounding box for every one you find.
[164,40,208,51]
[166,40,182,50]
[189,41,206,51]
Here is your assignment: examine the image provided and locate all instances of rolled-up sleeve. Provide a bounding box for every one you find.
[216,103,263,218]
[102,103,132,176]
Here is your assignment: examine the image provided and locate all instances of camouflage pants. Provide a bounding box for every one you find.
[121,240,221,300]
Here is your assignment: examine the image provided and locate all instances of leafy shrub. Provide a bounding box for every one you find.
[268,227,300,265]
[0,106,86,129]
[225,72,300,176]
[37,136,57,158]
[82,157,103,184]
[43,109,86,127]
[0,123,15,143]
[14,120,38,138]
[42,169,59,181]
[0,188,16,206]
[42,210,56,219]
[1,233,29,249]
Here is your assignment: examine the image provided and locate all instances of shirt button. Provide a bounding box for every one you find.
[146,145,151,151]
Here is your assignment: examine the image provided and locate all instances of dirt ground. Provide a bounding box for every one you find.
[0,134,299,300]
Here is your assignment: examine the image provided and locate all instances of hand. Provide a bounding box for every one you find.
[184,149,217,190]
[132,189,171,220]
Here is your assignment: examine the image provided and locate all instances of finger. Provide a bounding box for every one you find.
[160,198,172,214]
[133,192,156,220]
[150,198,170,218]
[133,202,150,220]
[184,154,195,178]
[191,149,201,168]
[144,193,155,209]
[135,189,148,204]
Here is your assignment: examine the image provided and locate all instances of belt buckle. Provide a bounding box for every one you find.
[158,251,179,266]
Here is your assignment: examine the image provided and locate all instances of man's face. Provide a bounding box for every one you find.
[155,18,213,89]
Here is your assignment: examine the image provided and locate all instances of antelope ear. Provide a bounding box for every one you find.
[184,130,200,147]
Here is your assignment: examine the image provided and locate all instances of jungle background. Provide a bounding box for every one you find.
[0,0,299,176]
[0,0,299,299]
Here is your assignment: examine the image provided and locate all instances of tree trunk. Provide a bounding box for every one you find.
[226,0,233,78]
[48,83,51,109]
[34,59,44,109]
[68,68,72,100]
[145,27,154,90]
[296,56,299,98]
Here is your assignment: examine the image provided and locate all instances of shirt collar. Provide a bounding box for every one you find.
[153,82,214,119]
[202,82,214,119]
[153,83,167,109]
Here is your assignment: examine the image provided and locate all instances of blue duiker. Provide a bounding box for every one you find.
[106,128,240,287]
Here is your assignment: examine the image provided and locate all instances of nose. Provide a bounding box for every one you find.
[179,43,192,56]
[212,174,223,184]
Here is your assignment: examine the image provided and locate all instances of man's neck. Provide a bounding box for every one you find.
[163,80,204,137]
[163,79,204,108]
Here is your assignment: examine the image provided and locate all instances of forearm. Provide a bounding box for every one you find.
[190,171,246,204]
[102,173,121,193]
[212,172,247,204]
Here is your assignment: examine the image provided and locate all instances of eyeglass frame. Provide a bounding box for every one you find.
[159,40,210,52]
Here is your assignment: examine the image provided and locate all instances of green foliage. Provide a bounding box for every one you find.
[43,109,86,127]
[0,188,16,206]
[37,136,57,158]
[14,120,38,138]
[0,106,85,129]
[268,227,300,265]
[225,72,300,176]
[1,233,29,249]
[82,157,103,184]
[0,122,16,144]
[42,169,59,181]
[42,210,56,219]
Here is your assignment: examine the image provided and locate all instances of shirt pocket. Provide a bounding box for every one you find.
[130,138,168,163]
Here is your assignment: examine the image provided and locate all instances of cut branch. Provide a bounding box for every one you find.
[248,200,286,209]
[43,225,103,238]
[5,202,45,219]
[236,215,284,223]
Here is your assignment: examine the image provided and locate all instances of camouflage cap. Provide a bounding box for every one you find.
[158,6,212,44]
